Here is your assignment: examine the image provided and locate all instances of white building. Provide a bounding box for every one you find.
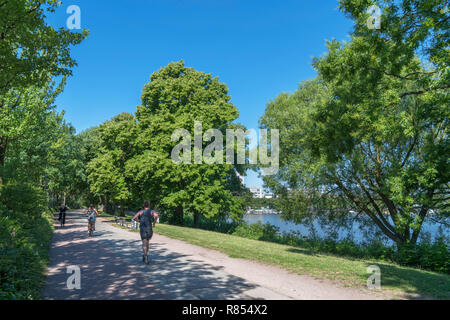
[249,187,264,198]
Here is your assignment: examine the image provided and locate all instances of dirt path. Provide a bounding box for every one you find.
[42,210,388,300]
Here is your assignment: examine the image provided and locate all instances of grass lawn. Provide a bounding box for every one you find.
[101,215,450,299]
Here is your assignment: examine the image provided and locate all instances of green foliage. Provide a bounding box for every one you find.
[229,222,449,273]
[85,61,246,222]
[260,0,449,246]
[0,186,53,300]
[133,60,244,223]
[86,113,135,208]
[242,194,280,210]
[0,181,47,221]
[0,1,87,299]
[0,0,88,95]
[232,222,279,241]
[180,212,239,234]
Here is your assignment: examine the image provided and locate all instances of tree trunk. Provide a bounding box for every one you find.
[104,196,115,214]
[0,137,7,185]
[119,203,125,217]
[176,205,184,225]
[193,211,199,228]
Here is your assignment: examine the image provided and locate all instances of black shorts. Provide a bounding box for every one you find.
[140,229,153,240]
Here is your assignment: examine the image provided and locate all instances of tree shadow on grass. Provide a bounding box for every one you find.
[375,262,450,300]
[284,247,450,300]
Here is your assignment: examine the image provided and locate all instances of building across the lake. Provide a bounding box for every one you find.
[249,186,276,199]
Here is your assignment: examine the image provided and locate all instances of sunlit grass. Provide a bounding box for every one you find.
[151,223,449,299]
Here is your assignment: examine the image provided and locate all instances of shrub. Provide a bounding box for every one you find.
[222,220,449,274]
[169,211,449,274]
[0,182,54,300]
[232,222,280,241]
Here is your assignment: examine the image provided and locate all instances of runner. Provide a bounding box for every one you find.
[58,204,67,228]
[85,205,98,235]
[132,201,159,265]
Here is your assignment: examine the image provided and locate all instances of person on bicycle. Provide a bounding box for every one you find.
[85,205,98,233]
[58,204,67,228]
[132,201,159,265]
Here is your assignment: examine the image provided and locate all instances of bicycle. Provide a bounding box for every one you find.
[88,222,95,237]
[58,213,65,228]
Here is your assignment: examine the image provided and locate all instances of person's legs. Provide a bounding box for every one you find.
[142,239,149,255]
[141,239,150,264]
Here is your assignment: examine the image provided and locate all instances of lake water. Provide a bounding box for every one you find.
[242,214,450,245]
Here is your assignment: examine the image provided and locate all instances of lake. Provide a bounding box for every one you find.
[242,214,450,245]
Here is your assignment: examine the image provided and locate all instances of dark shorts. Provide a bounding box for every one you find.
[140,229,153,240]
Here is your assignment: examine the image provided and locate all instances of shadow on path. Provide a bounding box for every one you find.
[42,211,262,300]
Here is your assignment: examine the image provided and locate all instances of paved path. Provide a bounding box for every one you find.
[42,210,387,300]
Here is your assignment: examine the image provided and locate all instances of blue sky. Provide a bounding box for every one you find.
[47,0,355,188]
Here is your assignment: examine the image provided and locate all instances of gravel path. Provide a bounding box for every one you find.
[42,210,388,300]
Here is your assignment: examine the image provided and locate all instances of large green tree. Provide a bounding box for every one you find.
[260,0,449,246]
[129,60,244,226]
[86,113,136,214]
[0,79,66,181]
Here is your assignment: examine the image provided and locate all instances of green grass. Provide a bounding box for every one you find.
[148,223,450,299]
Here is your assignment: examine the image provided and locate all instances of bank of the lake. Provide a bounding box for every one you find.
[156,223,450,299]
[103,213,450,299]
[242,214,450,244]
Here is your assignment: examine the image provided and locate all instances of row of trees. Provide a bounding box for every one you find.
[0,0,89,206]
[260,0,449,247]
[83,61,248,226]
[0,0,89,299]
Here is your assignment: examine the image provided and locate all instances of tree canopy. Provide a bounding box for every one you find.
[85,61,246,225]
[260,0,449,246]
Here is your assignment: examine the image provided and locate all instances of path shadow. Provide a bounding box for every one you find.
[42,212,264,300]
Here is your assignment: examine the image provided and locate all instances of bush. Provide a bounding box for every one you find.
[395,241,450,273]
[1,181,47,222]
[0,182,54,300]
[225,221,449,274]
[232,222,280,241]
[168,212,449,274]
[182,213,239,234]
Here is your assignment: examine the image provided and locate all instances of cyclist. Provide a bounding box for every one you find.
[132,201,159,265]
[58,204,67,228]
[85,205,98,234]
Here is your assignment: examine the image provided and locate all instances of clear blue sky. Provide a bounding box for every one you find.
[47,0,354,188]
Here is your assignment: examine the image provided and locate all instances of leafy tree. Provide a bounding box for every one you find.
[45,124,87,207]
[0,78,66,183]
[86,113,137,214]
[128,60,244,226]
[0,0,88,95]
[260,0,449,247]
[75,127,103,205]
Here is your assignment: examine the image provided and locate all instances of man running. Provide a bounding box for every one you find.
[58,204,67,228]
[132,201,159,265]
